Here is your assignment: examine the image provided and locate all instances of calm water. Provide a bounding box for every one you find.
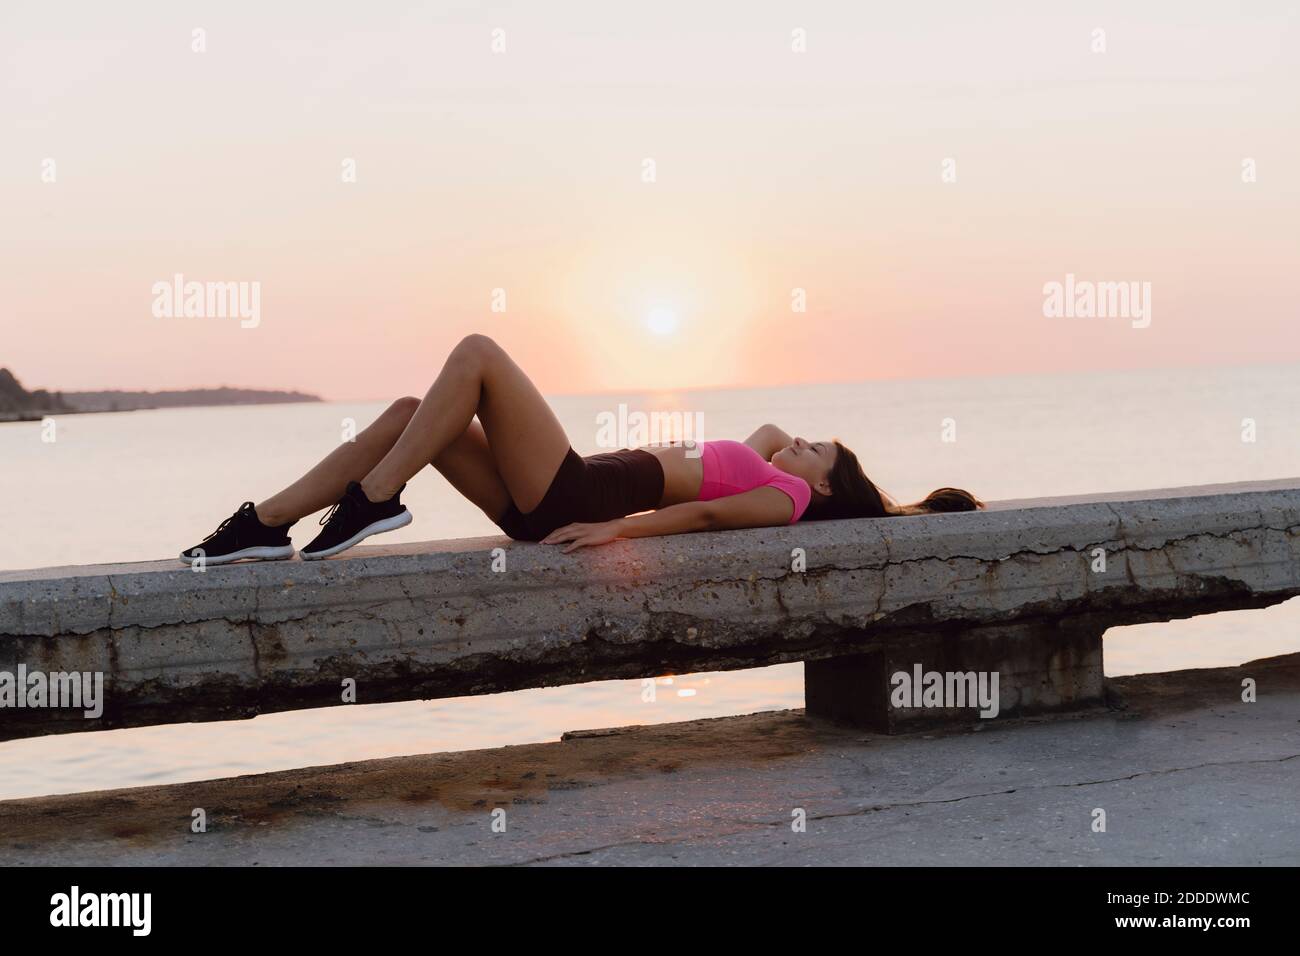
[2,364,1299,800]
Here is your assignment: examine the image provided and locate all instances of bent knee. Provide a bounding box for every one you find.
[385,395,420,419]
[454,333,503,362]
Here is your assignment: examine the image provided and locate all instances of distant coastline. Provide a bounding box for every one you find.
[0,368,322,422]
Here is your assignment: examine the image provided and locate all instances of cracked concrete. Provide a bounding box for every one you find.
[1,654,1296,866]
[2,477,1299,740]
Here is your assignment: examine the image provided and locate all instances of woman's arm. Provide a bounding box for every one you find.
[744,423,793,461]
[541,487,795,552]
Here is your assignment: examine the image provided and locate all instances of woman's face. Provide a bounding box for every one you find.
[771,437,836,496]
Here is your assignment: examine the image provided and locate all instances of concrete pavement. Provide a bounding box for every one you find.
[2,653,1297,866]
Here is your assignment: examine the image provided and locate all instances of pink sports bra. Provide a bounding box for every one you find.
[695,440,812,523]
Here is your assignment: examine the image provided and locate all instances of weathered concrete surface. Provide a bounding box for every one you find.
[2,478,1298,739]
[2,654,1297,866]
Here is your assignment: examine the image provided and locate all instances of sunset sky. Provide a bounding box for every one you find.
[2,1,1297,400]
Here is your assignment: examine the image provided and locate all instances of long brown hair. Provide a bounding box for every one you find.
[801,441,982,521]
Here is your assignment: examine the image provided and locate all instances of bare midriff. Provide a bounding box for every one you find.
[643,444,704,508]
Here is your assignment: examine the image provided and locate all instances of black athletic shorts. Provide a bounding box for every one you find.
[492,447,665,542]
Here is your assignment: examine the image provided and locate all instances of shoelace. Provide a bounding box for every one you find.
[319,493,357,527]
[202,502,254,543]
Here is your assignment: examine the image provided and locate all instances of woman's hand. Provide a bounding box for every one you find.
[541,519,624,552]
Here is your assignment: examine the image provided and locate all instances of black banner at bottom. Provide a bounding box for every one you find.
[0,865,1283,941]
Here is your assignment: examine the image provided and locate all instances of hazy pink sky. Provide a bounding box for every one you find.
[3,1,1297,400]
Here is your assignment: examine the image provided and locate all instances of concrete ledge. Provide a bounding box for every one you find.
[2,478,1299,739]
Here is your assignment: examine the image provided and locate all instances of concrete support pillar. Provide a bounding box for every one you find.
[804,619,1106,733]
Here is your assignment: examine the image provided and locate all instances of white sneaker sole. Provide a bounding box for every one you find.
[300,509,413,561]
[178,544,296,568]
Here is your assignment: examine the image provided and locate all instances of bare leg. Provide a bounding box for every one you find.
[255,397,420,526]
[432,420,513,521]
[361,334,570,514]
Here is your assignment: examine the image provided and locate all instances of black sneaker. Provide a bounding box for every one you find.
[179,502,296,567]
[300,481,411,560]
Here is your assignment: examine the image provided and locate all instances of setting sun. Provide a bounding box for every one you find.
[646,307,679,336]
